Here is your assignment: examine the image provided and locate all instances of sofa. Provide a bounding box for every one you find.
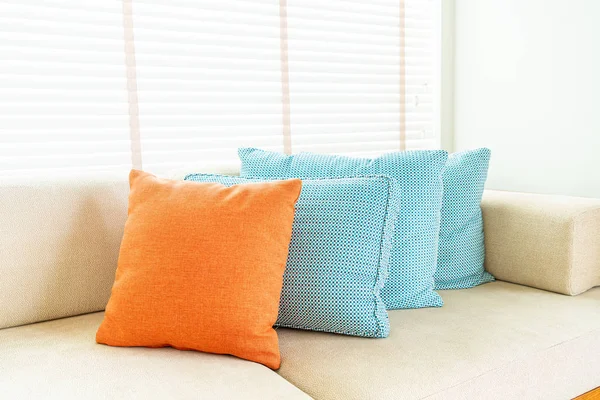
[1,176,599,399]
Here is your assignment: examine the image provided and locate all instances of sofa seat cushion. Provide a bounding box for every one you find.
[0,313,310,400]
[277,281,600,400]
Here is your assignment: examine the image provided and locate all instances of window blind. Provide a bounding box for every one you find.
[0,0,441,178]
[404,0,440,150]
[286,0,439,156]
[0,0,131,179]
[131,0,286,174]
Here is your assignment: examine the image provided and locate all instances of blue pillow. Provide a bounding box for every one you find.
[436,148,495,289]
[184,174,401,338]
[238,148,447,310]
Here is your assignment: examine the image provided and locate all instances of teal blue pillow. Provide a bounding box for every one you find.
[184,174,400,338]
[436,148,495,289]
[238,148,447,310]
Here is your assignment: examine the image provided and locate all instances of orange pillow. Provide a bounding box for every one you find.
[96,170,301,369]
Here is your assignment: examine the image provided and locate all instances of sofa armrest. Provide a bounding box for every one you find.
[481,190,600,295]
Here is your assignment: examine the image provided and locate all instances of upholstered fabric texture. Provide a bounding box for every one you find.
[0,313,311,400]
[0,177,128,330]
[276,282,600,400]
[436,148,495,289]
[238,148,447,310]
[97,170,302,369]
[3,283,598,400]
[482,190,600,295]
[185,174,401,338]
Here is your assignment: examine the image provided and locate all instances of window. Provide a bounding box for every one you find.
[286,0,440,156]
[0,0,441,178]
[131,0,285,173]
[0,1,130,179]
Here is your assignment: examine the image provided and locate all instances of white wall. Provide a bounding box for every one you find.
[453,0,600,198]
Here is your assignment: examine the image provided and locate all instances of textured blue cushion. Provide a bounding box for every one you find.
[185,173,400,338]
[238,148,447,310]
[436,148,495,289]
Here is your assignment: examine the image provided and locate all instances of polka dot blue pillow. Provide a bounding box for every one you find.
[238,148,447,310]
[436,148,494,289]
[184,174,401,338]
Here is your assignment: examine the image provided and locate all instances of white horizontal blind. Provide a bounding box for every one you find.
[286,0,440,157]
[0,0,131,179]
[0,0,440,179]
[404,0,440,150]
[131,0,285,174]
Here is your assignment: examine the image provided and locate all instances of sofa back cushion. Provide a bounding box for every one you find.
[0,177,129,329]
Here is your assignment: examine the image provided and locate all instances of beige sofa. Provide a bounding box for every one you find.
[1,177,599,400]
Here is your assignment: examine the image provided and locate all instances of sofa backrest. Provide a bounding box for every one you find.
[0,177,129,329]
[2,173,599,330]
